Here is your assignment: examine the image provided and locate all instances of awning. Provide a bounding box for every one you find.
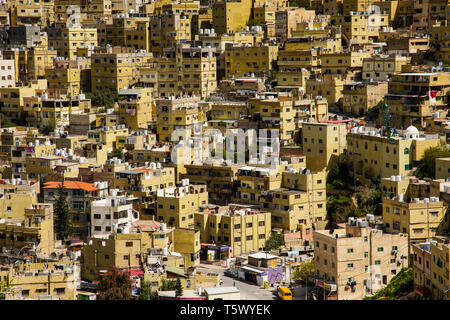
[240,266,266,275]
[69,242,85,247]
[165,266,187,278]
[122,268,144,277]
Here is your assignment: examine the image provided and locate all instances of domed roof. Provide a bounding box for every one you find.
[405,125,419,134]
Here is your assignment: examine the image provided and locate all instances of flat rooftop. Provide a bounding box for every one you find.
[204,287,240,295]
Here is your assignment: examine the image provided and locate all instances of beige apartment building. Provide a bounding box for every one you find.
[346,126,440,185]
[48,27,98,59]
[234,166,283,206]
[1,261,78,300]
[182,162,240,206]
[113,166,176,219]
[260,170,327,231]
[435,158,450,180]
[342,81,388,116]
[80,229,174,281]
[314,217,409,300]
[305,75,345,107]
[156,45,217,98]
[320,51,371,80]
[156,96,202,143]
[194,204,271,257]
[302,122,348,172]
[429,237,450,300]
[90,46,153,93]
[383,196,447,244]
[362,55,411,81]
[117,87,154,131]
[412,237,450,300]
[385,72,450,129]
[173,228,201,269]
[156,184,208,229]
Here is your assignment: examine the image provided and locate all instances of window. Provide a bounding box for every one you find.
[347,263,354,268]
[123,255,129,260]
[347,248,354,253]
[377,247,384,252]
[375,260,381,265]
[126,242,133,247]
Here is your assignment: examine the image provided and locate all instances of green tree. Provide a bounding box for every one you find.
[175,277,183,297]
[327,161,353,190]
[39,124,55,136]
[365,100,384,122]
[355,187,382,216]
[139,280,156,300]
[292,260,315,283]
[98,267,132,300]
[111,147,125,160]
[416,146,450,179]
[85,91,118,109]
[53,180,72,241]
[325,194,365,228]
[0,113,17,128]
[159,279,178,291]
[264,233,285,250]
[265,67,278,85]
[364,268,413,300]
[0,279,12,300]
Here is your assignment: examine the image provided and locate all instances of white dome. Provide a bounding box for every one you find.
[405,125,419,135]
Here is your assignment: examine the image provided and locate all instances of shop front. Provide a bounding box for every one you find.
[200,244,231,262]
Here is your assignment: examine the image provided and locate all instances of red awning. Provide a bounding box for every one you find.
[122,268,144,276]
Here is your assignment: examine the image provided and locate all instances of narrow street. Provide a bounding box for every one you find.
[197,264,307,300]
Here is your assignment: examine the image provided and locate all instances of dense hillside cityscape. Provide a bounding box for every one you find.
[0,0,448,302]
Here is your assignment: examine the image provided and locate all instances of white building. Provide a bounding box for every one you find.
[0,59,15,88]
[90,191,139,236]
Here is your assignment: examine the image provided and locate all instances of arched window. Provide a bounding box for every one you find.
[404,148,409,155]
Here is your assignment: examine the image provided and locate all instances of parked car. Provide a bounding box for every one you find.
[223,269,238,278]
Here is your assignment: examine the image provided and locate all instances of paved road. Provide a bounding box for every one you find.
[197,264,277,300]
